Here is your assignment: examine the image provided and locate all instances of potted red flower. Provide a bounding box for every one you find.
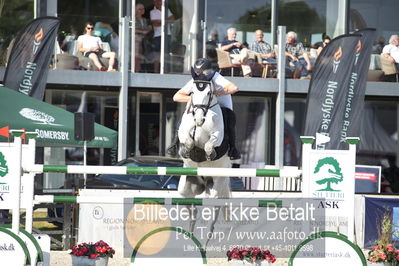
[367,210,399,265]
[70,240,115,266]
[227,247,276,266]
[367,244,399,265]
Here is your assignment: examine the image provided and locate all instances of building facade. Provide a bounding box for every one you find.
[0,0,398,190]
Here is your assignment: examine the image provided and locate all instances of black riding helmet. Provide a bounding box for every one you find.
[193,58,212,74]
[191,58,215,90]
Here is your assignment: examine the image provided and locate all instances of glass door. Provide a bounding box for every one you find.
[135,92,163,156]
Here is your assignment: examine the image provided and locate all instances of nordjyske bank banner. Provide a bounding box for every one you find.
[304,29,375,150]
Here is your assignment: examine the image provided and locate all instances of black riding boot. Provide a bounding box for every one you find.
[225,109,241,160]
[167,132,180,157]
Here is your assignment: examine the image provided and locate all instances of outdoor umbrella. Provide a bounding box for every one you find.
[0,86,117,148]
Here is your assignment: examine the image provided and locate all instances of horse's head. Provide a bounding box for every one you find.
[190,67,217,127]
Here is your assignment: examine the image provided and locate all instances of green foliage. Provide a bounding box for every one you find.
[377,208,393,247]
[279,1,324,42]
[0,0,34,65]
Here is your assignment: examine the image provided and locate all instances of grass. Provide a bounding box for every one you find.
[32,210,60,230]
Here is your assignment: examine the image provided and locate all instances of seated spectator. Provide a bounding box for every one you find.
[381,34,399,69]
[60,25,79,53]
[316,35,331,56]
[135,3,152,72]
[77,22,117,72]
[285,31,312,79]
[221,27,252,77]
[150,0,175,73]
[206,29,219,59]
[250,29,276,64]
[94,22,119,54]
[312,32,327,50]
[372,36,385,54]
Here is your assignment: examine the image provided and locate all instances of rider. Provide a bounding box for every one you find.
[168,58,241,160]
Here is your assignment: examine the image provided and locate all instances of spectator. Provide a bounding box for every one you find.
[372,36,385,54]
[221,27,252,77]
[206,29,219,60]
[94,22,119,54]
[312,32,327,50]
[285,31,312,79]
[77,22,117,72]
[150,0,175,73]
[250,29,276,63]
[381,34,399,69]
[316,35,331,56]
[135,3,152,72]
[60,25,79,53]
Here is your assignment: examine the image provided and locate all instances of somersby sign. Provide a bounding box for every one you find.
[0,86,117,148]
[19,107,71,141]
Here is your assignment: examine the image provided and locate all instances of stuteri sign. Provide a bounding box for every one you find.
[301,136,358,242]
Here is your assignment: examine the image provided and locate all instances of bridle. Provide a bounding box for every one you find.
[187,79,219,118]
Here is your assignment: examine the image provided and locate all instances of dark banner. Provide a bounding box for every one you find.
[364,197,399,248]
[3,17,60,100]
[304,33,363,149]
[339,29,376,149]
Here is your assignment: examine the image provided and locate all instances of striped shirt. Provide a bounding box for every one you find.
[250,40,272,54]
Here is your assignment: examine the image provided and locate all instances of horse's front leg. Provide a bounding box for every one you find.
[203,115,224,161]
[203,131,221,161]
[178,116,195,158]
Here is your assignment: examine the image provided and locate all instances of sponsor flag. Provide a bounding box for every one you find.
[304,33,366,150]
[3,17,60,100]
[341,29,376,147]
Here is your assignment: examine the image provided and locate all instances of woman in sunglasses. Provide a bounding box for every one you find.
[77,22,116,72]
[316,35,331,57]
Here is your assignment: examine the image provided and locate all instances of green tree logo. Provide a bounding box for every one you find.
[0,152,9,178]
[313,157,343,191]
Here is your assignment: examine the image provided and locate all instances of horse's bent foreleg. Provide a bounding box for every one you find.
[204,130,222,161]
[178,120,195,158]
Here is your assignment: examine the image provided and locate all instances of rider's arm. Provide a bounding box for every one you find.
[173,89,191,102]
[219,82,238,95]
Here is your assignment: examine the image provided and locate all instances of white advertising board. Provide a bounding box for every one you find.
[301,137,356,241]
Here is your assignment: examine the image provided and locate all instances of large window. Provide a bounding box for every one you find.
[278,0,337,47]
[56,0,120,65]
[350,0,399,47]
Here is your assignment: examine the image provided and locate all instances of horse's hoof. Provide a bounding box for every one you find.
[206,150,217,161]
